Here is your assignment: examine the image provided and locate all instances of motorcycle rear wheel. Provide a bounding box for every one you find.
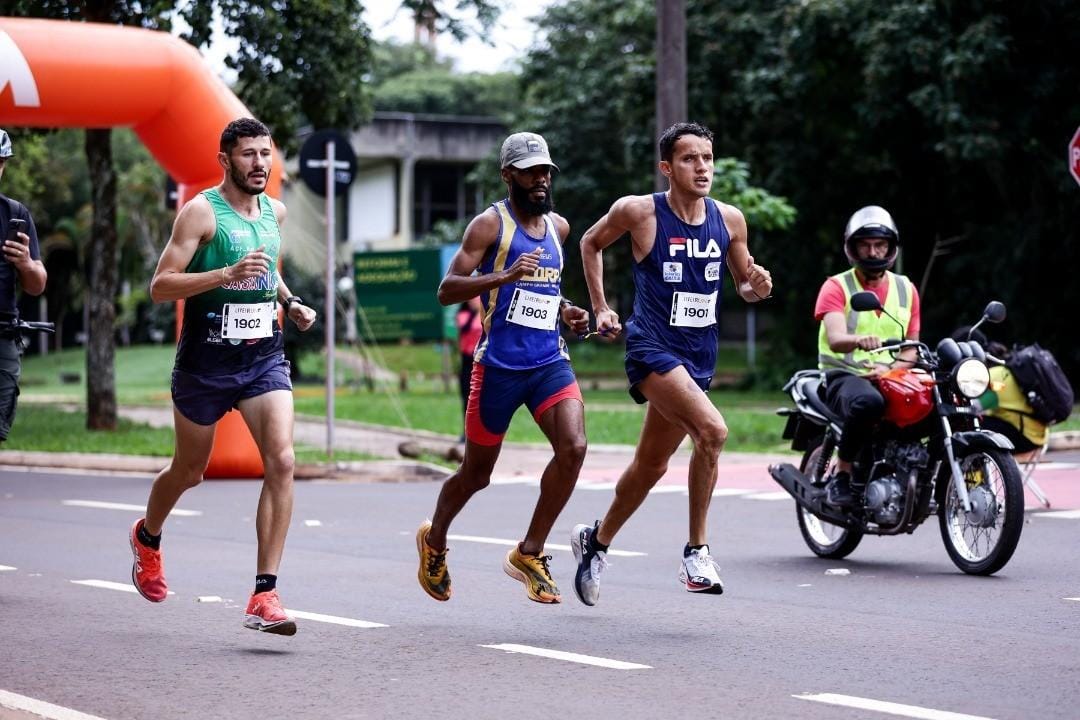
[796,438,863,559]
[938,447,1024,575]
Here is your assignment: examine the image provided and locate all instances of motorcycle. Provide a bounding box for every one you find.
[768,293,1024,575]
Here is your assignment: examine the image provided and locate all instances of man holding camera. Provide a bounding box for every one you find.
[0,129,48,442]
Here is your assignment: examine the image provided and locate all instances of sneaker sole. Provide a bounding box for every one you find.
[569,525,596,607]
[502,554,560,604]
[244,615,297,636]
[129,526,166,604]
[416,525,451,602]
[679,569,725,595]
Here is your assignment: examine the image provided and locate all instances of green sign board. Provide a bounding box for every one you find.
[354,248,455,342]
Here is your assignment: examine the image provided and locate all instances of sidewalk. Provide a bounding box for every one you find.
[4,405,1077,492]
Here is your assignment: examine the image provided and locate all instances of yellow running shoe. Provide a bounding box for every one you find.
[503,545,561,603]
[416,521,451,601]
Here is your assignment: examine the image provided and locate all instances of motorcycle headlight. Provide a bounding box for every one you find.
[953,358,990,399]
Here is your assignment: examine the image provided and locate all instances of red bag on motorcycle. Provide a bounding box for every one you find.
[875,368,935,427]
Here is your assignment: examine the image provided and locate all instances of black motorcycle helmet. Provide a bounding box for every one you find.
[843,205,899,275]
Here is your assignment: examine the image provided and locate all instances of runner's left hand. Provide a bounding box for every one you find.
[289,303,317,332]
[746,254,772,298]
[561,304,590,335]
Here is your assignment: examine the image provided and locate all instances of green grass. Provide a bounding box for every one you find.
[4,404,377,462]
[20,344,1079,453]
[5,404,176,455]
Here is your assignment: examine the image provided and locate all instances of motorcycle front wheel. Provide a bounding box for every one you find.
[795,437,863,559]
[939,447,1024,575]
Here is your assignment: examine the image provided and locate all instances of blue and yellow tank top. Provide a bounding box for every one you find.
[174,188,283,374]
[473,200,568,370]
[626,193,730,378]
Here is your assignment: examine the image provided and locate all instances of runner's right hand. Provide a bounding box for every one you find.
[503,247,543,282]
[227,245,271,281]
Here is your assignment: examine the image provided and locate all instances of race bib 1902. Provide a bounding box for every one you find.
[505,288,559,330]
[669,291,717,328]
[221,302,275,339]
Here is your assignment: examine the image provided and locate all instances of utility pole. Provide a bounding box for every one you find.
[655,0,687,190]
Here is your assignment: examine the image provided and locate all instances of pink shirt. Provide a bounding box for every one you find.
[457,307,483,356]
[813,275,921,337]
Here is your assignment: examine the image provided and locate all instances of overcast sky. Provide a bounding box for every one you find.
[187,1,555,77]
[364,0,555,74]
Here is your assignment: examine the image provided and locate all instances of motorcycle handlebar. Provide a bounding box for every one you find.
[0,320,55,333]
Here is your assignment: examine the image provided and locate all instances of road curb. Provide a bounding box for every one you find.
[0,450,449,483]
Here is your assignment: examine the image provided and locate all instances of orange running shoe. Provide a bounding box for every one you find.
[129,518,167,603]
[416,521,451,601]
[244,590,297,636]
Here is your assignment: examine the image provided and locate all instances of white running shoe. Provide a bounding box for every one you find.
[571,521,609,606]
[679,545,724,594]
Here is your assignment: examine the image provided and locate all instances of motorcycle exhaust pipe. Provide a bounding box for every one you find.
[769,462,857,530]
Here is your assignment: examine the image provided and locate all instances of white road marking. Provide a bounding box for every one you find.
[825,568,851,576]
[0,565,15,571]
[446,533,646,557]
[1066,597,1080,602]
[1032,509,1080,519]
[62,500,201,516]
[793,693,996,720]
[490,477,538,486]
[70,579,175,596]
[745,491,792,501]
[304,519,322,527]
[480,643,651,670]
[286,609,388,628]
[711,488,754,496]
[0,689,109,720]
[197,596,223,603]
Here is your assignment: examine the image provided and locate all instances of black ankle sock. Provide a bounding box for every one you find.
[254,574,277,595]
[684,543,707,557]
[137,523,161,550]
[592,535,609,554]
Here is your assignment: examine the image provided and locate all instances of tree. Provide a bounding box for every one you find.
[0,0,375,429]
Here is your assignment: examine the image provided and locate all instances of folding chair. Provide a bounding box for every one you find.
[1021,442,1051,509]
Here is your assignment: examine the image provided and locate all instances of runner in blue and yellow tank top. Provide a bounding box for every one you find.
[130,118,317,637]
[416,132,592,606]
[570,122,774,605]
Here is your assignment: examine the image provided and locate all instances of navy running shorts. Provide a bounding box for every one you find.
[465,360,582,446]
[171,353,292,426]
[625,341,711,405]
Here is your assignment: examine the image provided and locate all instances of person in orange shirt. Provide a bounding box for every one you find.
[455,296,484,440]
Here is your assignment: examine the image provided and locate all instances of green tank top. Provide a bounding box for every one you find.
[175,188,284,374]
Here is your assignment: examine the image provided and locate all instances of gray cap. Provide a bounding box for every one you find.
[499,132,558,171]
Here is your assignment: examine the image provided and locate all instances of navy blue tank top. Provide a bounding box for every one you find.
[473,200,569,370]
[626,193,730,378]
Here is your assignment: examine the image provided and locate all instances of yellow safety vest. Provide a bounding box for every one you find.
[818,269,913,373]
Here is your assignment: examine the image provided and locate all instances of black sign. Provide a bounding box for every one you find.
[299,129,357,197]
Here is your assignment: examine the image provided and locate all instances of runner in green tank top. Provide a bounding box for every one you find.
[129,118,317,637]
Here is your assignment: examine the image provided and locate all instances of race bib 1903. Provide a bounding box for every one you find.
[669,291,717,328]
[506,288,559,330]
[221,302,275,339]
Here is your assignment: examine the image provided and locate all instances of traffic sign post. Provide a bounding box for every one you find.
[299,130,357,457]
[1070,126,1080,188]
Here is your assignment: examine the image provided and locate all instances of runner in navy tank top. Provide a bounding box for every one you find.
[416,132,592,606]
[570,122,774,605]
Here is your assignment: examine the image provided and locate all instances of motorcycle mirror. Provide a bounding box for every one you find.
[850,291,882,312]
[983,301,1006,324]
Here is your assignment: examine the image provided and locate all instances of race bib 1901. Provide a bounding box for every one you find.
[221,302,275,339]
[669,291,717,328]
[505,288,559,330]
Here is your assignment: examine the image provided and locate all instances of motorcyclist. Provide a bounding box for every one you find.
[0,128,48,442]
[813,206,921,506]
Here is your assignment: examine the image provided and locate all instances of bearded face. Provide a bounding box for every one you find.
[508,169,554,216]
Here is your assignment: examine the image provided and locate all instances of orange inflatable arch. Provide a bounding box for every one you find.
[0,17,282,478]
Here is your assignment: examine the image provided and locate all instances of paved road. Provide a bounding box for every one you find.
[1,466,1078,720]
